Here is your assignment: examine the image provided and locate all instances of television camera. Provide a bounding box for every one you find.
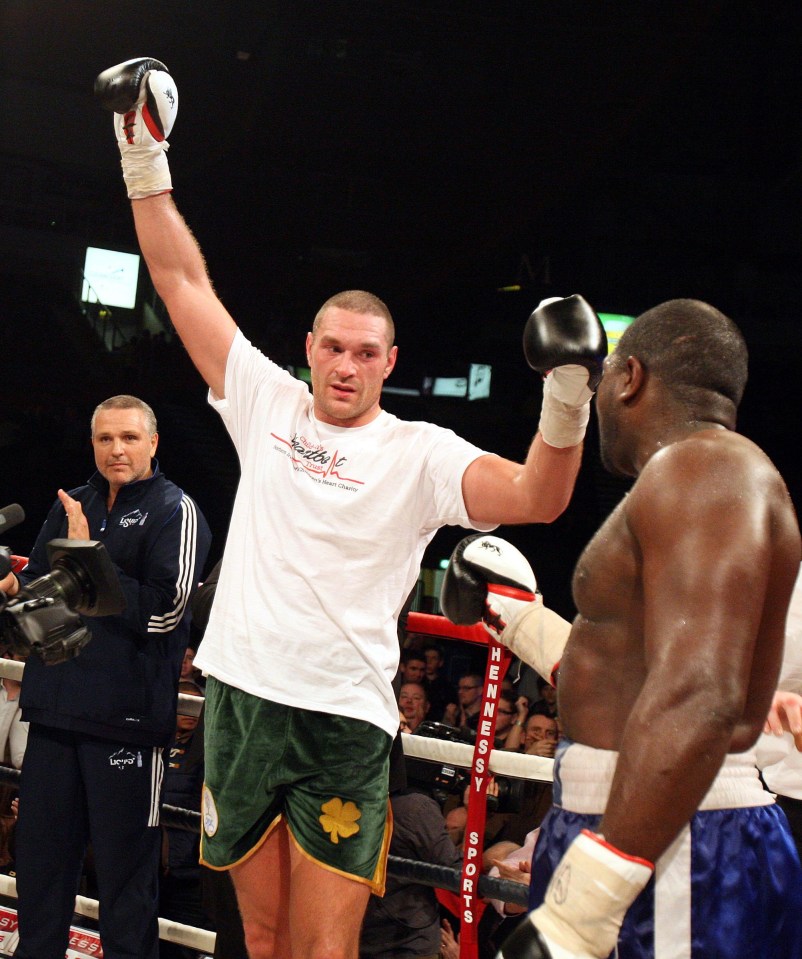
[405,720,526,814]
[0,503,125,665]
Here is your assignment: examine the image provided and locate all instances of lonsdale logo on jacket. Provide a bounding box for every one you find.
[109,747,142,770]
[119,509,149,528]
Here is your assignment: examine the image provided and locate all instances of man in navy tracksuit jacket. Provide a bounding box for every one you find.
[2,395,211,959]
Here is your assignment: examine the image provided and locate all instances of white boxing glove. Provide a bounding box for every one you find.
[95,57,178,199]
[441,534,571,686]
[440,534,537,639]
[525,830,654,959]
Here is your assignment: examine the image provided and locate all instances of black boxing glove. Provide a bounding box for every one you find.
[95,57,178,199]
[440,534,536,636]
[495,919,554,959]
[524,295,607,448]
[441,534,569,685]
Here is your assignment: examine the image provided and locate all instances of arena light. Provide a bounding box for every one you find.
[81,246,140,310]
[467,363,491,400]
[384,386,421,396]
[431,377,467,398]
[598,312,635,354]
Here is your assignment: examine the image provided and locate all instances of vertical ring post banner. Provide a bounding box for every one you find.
[459,637,512,959]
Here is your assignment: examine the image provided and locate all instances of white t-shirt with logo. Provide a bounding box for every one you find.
[195,330,496,735]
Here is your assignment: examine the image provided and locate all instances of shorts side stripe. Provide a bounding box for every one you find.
[654,823,691,958]
[284,805,392,897]
[200,813,283,872]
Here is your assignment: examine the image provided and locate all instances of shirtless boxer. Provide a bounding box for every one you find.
[443,299,802,958]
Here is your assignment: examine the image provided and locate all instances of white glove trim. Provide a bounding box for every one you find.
[549,364,594,407]
[462,536,537,593]
[485,583,536,634]
[502,600,571,686]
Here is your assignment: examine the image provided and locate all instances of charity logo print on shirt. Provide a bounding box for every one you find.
[272,432,365,492]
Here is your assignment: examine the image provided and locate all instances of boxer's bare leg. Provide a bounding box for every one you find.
[232,819,371,959]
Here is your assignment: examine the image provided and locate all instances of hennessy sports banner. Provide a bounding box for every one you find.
[0,902,104,957]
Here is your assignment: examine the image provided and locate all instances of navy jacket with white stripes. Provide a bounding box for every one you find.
[18,460,211,747]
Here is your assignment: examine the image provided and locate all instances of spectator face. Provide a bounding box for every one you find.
[398,682,429,731]
[457,676,483,710]
[537,682,557,706]
[495,696,517,734]
[424,647,443,678]
[524,714,559,749]
[181,647,196,679]
[401,656,426,683]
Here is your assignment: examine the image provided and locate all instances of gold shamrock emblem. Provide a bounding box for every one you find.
[319,797,362,844]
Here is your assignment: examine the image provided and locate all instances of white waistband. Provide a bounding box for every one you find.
[556,743,773,814]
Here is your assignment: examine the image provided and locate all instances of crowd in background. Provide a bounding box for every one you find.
[388,634,561,959]
[0,620,560,959]
[2,593,801,959]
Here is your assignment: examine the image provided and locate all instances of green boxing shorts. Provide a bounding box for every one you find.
[200,677,393,894]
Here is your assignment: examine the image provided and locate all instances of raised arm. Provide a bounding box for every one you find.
[95,58,236,398]
[462,435,582,525]
[463,294,606,525]
[132,195,235,398]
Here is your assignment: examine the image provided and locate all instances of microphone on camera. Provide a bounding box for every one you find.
[0,504,25,535]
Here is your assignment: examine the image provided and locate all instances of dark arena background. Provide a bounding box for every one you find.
[1,2,801,619]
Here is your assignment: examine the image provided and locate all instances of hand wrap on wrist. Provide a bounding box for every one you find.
[531,830,653,958]
[538,367,592,449]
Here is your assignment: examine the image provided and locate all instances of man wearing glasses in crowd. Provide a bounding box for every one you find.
[444,673,484,733]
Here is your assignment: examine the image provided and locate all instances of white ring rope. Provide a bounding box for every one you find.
[0,616,551,953]
[0,873,216,954]
[400,732,553,783]
[0,659,551,778]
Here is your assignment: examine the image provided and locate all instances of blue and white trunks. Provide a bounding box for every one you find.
[529,740,802,959]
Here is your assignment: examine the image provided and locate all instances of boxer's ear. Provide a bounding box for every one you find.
[620,355,646,402]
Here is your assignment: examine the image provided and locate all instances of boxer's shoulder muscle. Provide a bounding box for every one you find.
[627,429,791,547]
